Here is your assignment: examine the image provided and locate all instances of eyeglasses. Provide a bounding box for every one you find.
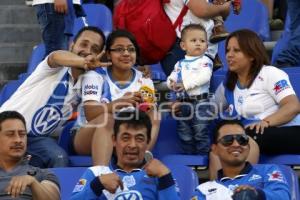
[217,134,249,147]
[109,47,136,54]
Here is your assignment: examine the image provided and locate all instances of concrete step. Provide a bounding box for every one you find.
[0,0,26,5]
[0,24,41,43]
[0,62,27,83]
[0,5,37,24]
[0,42,37,63]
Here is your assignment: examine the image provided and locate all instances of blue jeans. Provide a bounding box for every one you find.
[27,137,69,168]
[274,0,300,66]
[161,38,185,76]
[176,99,212,155]
[35,4,68,57]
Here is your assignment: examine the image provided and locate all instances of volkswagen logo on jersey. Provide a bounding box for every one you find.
[114,190,143,200]
[31,105,63,136]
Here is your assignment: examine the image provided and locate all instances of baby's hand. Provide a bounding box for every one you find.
[168,79,177,91]
[174,82,185,92]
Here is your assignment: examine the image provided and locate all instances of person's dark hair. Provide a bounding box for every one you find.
[0,111,26,131]
[114,110,152,143]
[73,26,106,50]
[106,29,140,64]
[213,120,245,144]
[181,24,207,41]
[225,29,270,91]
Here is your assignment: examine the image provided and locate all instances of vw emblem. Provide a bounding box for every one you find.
[31,105,63,136]
[114,190,143,200]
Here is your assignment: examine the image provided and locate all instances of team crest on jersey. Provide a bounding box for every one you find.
[31,105,63,136]
[228,184,239,191]
[114,190,143,200]
[248,174,262,181]
[122,175,136,188]
[72,179,87,193]
[273,80,290,95]
[268,170,284,182]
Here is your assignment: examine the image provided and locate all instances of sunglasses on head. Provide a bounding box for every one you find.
[217,134,249,147]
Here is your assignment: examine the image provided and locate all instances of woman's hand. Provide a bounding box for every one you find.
[245,120,269,134]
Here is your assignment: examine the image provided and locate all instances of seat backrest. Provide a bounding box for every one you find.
[277,165,299,200]
[27,43,45,74]
[219,0,270,71]
[282,67,300,97]
[0,73,30,106]
[50,167,87,200]
[152,114,182,158]
[73,3,113,38]
[167,164,199,200]
[224,0,270,41]
[271,13,291,64]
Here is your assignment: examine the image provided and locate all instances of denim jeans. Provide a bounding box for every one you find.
[27,137,69,168]
[176,99,212,155]
[274,0,300,66]
[35,4,68,57]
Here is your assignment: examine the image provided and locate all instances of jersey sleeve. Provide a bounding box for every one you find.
[260,165,290,200]
[70,168,103,200]
[266,67,296,103]
[81,71,104,103]
[157,173,181,200]
[166,62,180,90]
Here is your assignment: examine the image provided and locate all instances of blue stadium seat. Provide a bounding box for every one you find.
[277,165,300,200]
[271,14,291,65]
[218,0,270,71]
[27,43,45,74]
[254,164,299,200]
[50,167,86,200]
[73,3,113,38]
[224,0,270,41]
[152,114,208,167]
[58,120,92,167]
[0,73,30,106]
[166,164,199,200]
[27,4,112,74]
[150,62,167,82]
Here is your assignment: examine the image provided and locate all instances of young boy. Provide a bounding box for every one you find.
[167,24,213,155]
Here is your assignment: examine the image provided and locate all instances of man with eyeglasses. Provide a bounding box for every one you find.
[191,120,290,200]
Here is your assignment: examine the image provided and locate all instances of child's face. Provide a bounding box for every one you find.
[180,29,208,57]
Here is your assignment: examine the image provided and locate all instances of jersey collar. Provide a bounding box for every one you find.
[218,162,253,182]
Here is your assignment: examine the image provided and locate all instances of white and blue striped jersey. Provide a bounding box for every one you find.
[191,163,290,200]
[81,68,154,103]
[0,57,82,137]
[70,165,180,200]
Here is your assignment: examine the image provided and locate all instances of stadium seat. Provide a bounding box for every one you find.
[278,165,300,200]
[27,43,45,74]
[152,114,208,167]
[0,73,30,106]
[150,62,167,82]
[224,0,270,41]
[58,120,92,167]
[50,167,87,200]
[73,3,113,38]
[27,4,113,74]
[166,164,199,200]
[254,164,299,200]
[218,0,270,71]
[271,14,291,65]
